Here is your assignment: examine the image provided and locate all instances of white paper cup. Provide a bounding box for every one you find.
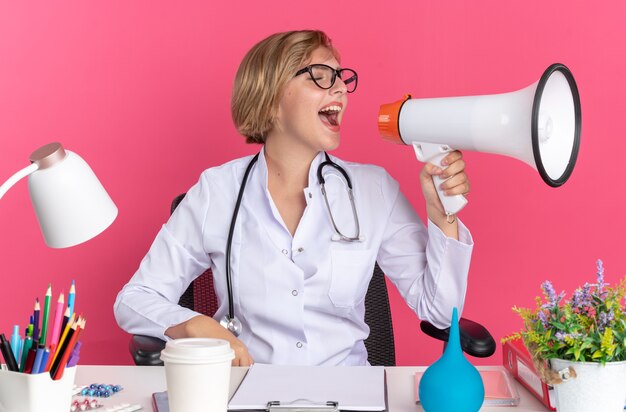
[0,366,76,412]
[161,338,235,412]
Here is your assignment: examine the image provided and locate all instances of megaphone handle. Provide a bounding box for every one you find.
[412,142,468,216]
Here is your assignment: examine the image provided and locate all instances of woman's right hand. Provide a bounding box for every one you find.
[165,314,254,366]
[228,337,254,366]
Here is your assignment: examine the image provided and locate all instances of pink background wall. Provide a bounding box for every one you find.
[1,1,624,366]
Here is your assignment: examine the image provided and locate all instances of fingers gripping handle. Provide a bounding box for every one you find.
[413,142,468,216]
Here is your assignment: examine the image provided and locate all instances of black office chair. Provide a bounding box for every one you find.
[129,194,495,366]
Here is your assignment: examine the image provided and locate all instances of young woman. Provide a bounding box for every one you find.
[114,30,473,366]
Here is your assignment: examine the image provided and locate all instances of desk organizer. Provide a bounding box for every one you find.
[0,366,76,412]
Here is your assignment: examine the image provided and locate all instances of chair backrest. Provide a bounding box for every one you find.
[364,263,396,366]
[171,193,396,366]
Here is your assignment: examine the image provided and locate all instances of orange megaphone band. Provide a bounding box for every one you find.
[377,94,412,144]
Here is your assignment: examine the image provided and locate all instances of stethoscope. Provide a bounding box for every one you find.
[220,151,362,336]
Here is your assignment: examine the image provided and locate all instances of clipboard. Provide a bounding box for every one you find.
[153,393,342,412]
[266,400,339,411]
[228,364,386,411]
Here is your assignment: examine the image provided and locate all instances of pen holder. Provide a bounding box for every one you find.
[0,366,76,412]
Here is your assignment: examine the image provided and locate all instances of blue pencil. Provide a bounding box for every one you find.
[68,281,76,319]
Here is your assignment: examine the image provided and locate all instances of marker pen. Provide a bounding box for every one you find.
[19,336,33,372]
[0,334,19,372]
[38,348,50,374]
[31,345,45,375]
[10,325,21,360]
[23,341,38,374]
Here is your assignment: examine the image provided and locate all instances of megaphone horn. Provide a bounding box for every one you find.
[378,63,581,216]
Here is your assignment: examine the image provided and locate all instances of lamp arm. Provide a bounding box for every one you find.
[0,163,39,200]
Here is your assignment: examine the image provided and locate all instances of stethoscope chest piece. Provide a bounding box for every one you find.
[220,315,243,337]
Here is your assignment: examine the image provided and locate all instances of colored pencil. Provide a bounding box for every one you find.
[32,299,40,342]
[67,280,76,319]
[48,312,75,368]
[46,306,68,371]
[49,292,65,347]
[53,318,85,380]
[58,306,70,344]
[40,284,52,346]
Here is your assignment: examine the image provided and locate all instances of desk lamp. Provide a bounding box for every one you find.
[0,142,117,247]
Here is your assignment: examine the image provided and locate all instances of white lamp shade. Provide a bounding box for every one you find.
[27,150,118,248]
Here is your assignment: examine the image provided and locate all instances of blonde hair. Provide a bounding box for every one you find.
[231,30,340,143]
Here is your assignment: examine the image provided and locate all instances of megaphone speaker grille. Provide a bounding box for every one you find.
[531,63,582,187]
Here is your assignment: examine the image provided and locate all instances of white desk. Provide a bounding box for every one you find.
[75,365,549,411]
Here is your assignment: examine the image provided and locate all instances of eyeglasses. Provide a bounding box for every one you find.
[294,64,358,93]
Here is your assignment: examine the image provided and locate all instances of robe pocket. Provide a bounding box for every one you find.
[328,248,375,309]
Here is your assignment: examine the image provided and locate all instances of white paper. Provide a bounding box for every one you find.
[228,364,386,411]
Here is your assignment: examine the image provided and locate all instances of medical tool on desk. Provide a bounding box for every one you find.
[378,63,581,217]
[220,151,362,336]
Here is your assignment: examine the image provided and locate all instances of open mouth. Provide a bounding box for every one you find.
[318,105,342,127]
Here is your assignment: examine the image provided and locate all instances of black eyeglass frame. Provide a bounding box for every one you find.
[294,64,358,93]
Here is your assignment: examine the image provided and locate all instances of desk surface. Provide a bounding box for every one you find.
[75,365,549,411]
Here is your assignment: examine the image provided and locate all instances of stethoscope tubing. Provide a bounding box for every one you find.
[223,151,360,335]
[225,153,259,325]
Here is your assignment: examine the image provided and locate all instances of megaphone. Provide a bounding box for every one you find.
[378,63,581,216]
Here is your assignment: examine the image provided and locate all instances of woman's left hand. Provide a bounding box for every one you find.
[419,150,470,227]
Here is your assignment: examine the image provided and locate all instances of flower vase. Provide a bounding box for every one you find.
[550,358,626,412]
[419,307,484,412]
